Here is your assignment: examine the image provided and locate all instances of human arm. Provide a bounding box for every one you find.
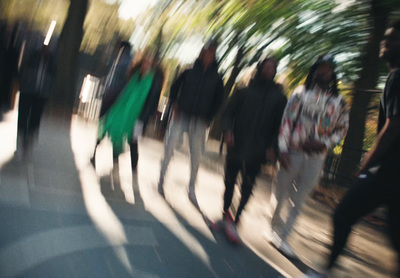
[360,70,400,173]
[268,94,288,162]
[207,77,224,124]
[169,70,186,103]
[277,87,304,169]
[360,116,400,172]
[321,98,349,151]
[221,88,243,147]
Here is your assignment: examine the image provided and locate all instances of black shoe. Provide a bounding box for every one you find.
[90,156,96,168]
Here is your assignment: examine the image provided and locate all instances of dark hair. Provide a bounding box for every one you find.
[304,54,338,96]
[253,57,278,81]
[119,41,131,54]
[392,19,400,32]
[256,57,278,72]
[203,38,218,51]
[128,56,164,83]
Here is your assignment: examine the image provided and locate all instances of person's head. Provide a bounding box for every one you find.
[140,55,154,75]
[199,39,218,69]
[119,41,132,55]
[256,57,278,81]
[305,54,338,95]
[380,20,400,67]
[128,49,157,78]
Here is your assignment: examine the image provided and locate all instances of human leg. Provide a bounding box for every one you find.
[235,159,262,224]
[187,118,207,203]
[280,153,325,241]
[271,152,304,234]
[223,155,242,214]
[29,96,47,142]
[327,168,385,270]
[130,140,139,171]
[16,94,32,152]
[158,115,186,194]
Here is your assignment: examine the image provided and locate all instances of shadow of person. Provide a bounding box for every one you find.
[99,164,126,202]
[159,195,283,277]
[131,170,145,210]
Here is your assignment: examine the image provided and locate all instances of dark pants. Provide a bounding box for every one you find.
[223,154,262,223]
[130,141,139,170]
[328,163,400,274]
[17,94,47,149]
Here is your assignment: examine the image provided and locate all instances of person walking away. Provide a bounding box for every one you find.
[157,40,224,206]
[91,41,132,168]
[302,19,400,278]
[269,54,349,257]
[221,57,287,242]
[16,44,55,158]
[0,24,19,120]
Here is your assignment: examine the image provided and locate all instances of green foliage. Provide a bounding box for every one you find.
[1,0,68,35]
[81,0,135,55]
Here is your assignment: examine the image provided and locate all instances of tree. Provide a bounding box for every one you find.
[335,0,397,185]
[49,0,88,120]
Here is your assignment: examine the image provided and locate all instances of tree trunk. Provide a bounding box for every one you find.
[47,0,88,122]
[335,0,389,186]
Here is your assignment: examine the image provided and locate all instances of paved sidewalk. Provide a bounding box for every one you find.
[0,111,297,278]
[0,110,398,277]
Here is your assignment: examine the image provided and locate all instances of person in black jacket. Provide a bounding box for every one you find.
[157,41,224,205]
[220,57,287,242]
[16,44,55,156]
[302,19,400,278]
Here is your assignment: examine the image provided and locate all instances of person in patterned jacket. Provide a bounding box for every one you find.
[267,54,349,257]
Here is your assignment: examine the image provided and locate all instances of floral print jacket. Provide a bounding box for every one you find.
[278,85,349,153]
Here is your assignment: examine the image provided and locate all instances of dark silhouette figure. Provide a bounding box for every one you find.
[16,45,55,156]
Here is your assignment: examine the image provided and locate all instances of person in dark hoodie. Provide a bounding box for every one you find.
[157,40,224,205]
[220,57,287,242]
[16,44,55,156]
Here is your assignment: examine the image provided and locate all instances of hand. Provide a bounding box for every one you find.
[356,151,371,176]
[279,152,291,170]
[266,148,277,162]
[172,104,179,119]
[301,140,326,154]
[224,131,234,147]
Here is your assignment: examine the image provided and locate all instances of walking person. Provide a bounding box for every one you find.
[220,57,287,242]
[0,24,19,119]
[16,44,55,157]
[157,40,224,205]
[268,54,349,256]
[91,47,164,172]
[303,20,400,278]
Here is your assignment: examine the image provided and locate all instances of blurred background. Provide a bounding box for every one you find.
[1,0,399,185]
[0,0,399,225]
[1,1,400,277]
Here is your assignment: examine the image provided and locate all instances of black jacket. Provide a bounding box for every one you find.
[138,69,164,126]
[99,52,132,117]
[19,47,55,98]
[170,59,224,123]
[222,77,287,162]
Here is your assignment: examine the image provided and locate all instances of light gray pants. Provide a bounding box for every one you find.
[271,151,326,240]
[159,114,207,190]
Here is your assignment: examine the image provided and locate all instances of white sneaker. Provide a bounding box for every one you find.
[269,234,297,258]
[298,269,328,278]
[279,240,297,258]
